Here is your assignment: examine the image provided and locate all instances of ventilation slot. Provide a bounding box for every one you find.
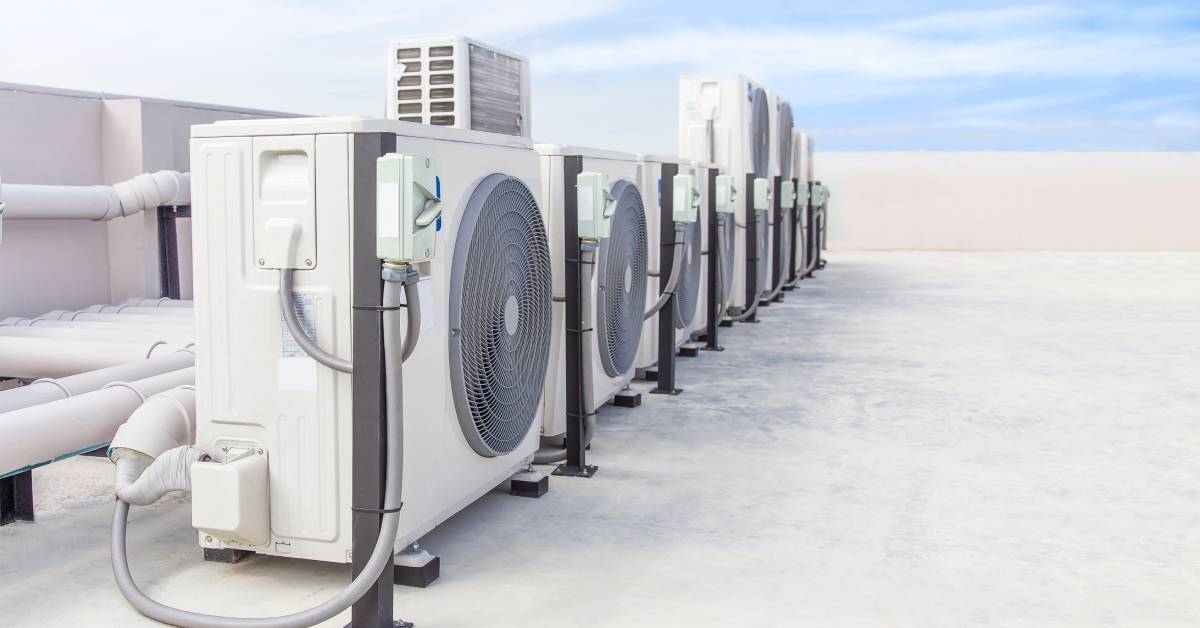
[429,60,454,71]
[431,115,456,126]
[396,89,421,101]
[396,48,421,60]
[429,46,454,57]
[430,102,454,113]
[430,88,454,100]
[429,74,454,85]
[396,103,422,115]
[397,76,421,87]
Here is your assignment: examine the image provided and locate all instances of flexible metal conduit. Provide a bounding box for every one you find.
[644,226,687,320]
[0,368,194,477]
[1,171,189,221]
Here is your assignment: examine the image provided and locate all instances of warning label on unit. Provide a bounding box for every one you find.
[281,292,317,357]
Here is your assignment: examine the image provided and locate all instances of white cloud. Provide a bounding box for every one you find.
[532,27,1200,83]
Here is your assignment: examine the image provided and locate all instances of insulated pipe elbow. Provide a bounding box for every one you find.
[109,386,197,460]
[1,170,189,221]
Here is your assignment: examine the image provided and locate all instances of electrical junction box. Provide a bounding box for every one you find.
[714,174,737,214]
[779,180,796,209]
[797,183,810,206]
[813,183,830,206]
[191,448,270,547]
[753,177,771,211]
[377,153,442,263]
[576,171,614,240]
[672,173,700,223]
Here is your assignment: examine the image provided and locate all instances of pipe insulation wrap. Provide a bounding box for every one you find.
[109,386,196,461]
[0,367,194,477]
[113,445,207,507]
[1,171,189,221]
[0,350,194,414]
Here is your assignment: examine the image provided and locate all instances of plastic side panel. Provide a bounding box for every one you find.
[541,155,566,437]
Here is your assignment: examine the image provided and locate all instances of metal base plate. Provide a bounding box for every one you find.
[552,464,598,478]
[650,387,683,396]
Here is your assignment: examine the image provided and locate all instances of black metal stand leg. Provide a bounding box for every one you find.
[652,163,682,396]
[743,173,760,323]
[703,168,724,351]
[348,133,404,628]
[555,156,598,479]
[0,471,34,525]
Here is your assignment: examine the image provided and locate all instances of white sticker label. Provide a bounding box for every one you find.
[281,291,316,357]
[278,357,318,391]
[417,280,435,330]
[378,181,401,239]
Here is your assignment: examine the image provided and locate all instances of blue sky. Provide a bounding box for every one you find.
[2,1,1198,152]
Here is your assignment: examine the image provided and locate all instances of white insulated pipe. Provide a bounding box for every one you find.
[0,368,194,477]
[0,171,189,221]
[0,337,190,379]
[0,350,194,414]
[0,324,193,344]
[36,311,193,326]
[0,318,194,333]
[119,298,193,308]
[82,305,194,317]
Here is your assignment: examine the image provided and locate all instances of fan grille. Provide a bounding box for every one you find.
[778,101,794,179]
[596,180,648,377]
[750,87,769,179]
[449,174,552,457]
[674,219,701,329]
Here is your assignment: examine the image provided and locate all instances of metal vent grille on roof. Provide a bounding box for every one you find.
[469,43,523,136]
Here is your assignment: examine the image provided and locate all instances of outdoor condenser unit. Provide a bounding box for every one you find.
[188,117,551,563]
[388,36,532,138]
[678,75,771,317]
[765,94,794,296]
[537,145,648,442]
[686,160,717,343]
[634,154,700,374]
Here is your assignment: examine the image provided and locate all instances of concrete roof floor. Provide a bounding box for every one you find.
[2,252,1198,627]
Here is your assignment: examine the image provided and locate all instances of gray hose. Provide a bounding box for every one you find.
[279,269,353,374]
[785,211,820,288]
[643,229,687,320]
[110,276,414,627]
[400,282,420,362]
[713,217,729,321]
[533,413,597,465]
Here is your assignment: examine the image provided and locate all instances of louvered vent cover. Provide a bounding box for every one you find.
[449,174,552,457]
[674,219,701,329]
[596,181,648,377]
[778,101,794,178]
[756,209,769,295]
[468,43,524,136]
[750,87,769,179]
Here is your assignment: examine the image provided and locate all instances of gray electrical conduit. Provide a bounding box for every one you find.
[279,269,421,370]
[784,210,821,288]
[110,275,417,627]
[643,227,687,320]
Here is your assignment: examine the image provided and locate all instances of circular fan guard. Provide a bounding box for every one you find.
[448,174,552,457]
[750,87,769,179]
[595,180,648,377]
[778,101,794,179]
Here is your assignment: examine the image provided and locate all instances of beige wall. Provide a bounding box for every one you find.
[0,84,292,319]
[819,152,1200,251]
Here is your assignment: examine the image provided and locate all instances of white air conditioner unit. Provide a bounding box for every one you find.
[189,117,551,563]
[634,154,700,374]
[536,145,648,441]
[678,75,770,316]
[793,131,815,273]
[387,36,531,138]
